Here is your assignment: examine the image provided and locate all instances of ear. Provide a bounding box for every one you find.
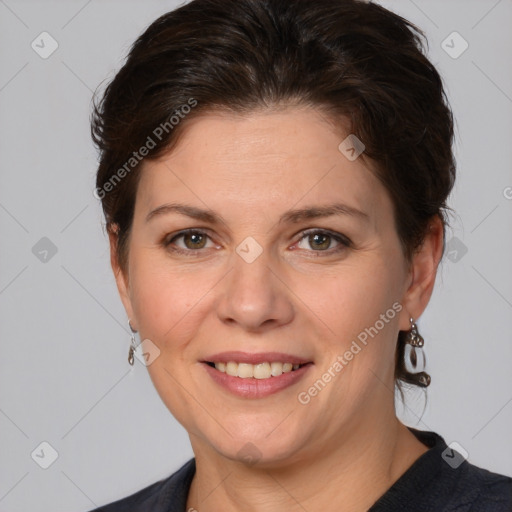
[398,215,444,331]
[108,225,137,330]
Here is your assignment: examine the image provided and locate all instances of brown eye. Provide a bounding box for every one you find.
[182,232,207,249]
[308,232,332,250]
[165,230,214,253]
[295,229,350,253]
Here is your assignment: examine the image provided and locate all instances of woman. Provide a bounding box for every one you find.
[89,0,512,510]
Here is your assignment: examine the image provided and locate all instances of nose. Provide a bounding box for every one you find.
[216,247,295,332]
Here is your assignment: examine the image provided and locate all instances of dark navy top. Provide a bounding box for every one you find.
[88,428,512,511]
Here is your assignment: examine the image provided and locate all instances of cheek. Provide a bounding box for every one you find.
[304,261,402,387]
[308,261,400,332]
[128,255,217,348]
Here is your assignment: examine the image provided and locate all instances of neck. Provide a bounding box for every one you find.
[186,415,429,512]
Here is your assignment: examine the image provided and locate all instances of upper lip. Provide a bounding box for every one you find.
[202,351,312,365]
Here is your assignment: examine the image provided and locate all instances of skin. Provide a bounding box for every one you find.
[110,106,444,511]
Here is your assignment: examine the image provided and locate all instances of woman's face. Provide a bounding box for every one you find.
[113,107,431,466]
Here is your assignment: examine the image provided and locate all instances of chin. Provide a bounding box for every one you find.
[201,423,311,469]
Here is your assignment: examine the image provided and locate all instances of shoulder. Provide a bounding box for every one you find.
[449,460,512,511]
[415,429,512,511]
[85,458,196,512]
[370,429,512,512]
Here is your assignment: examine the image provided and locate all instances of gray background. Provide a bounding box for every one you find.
[0,0,511,510]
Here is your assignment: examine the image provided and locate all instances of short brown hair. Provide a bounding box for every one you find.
[91,0,456,389]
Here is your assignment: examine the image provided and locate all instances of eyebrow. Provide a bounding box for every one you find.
[146,203,223,224]
[145,202,369,225]
[279,203,369,224]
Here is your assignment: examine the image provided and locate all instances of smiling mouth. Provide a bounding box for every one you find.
[205,361,310,379]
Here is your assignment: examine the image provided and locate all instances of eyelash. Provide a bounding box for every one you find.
[163,228,351,256]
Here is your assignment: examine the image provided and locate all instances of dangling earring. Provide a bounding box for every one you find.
[128,320,138,366]
[404,317,431,387]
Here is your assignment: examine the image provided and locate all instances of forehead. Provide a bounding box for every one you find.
[135,108,392,230]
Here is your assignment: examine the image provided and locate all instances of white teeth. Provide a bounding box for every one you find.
[237,363,254,378]
[253,362,271,379]
[270,362,283,377]
[213,361,303,379]
[226,361,238,377]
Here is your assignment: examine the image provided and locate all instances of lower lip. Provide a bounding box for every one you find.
[202,363,313,399]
